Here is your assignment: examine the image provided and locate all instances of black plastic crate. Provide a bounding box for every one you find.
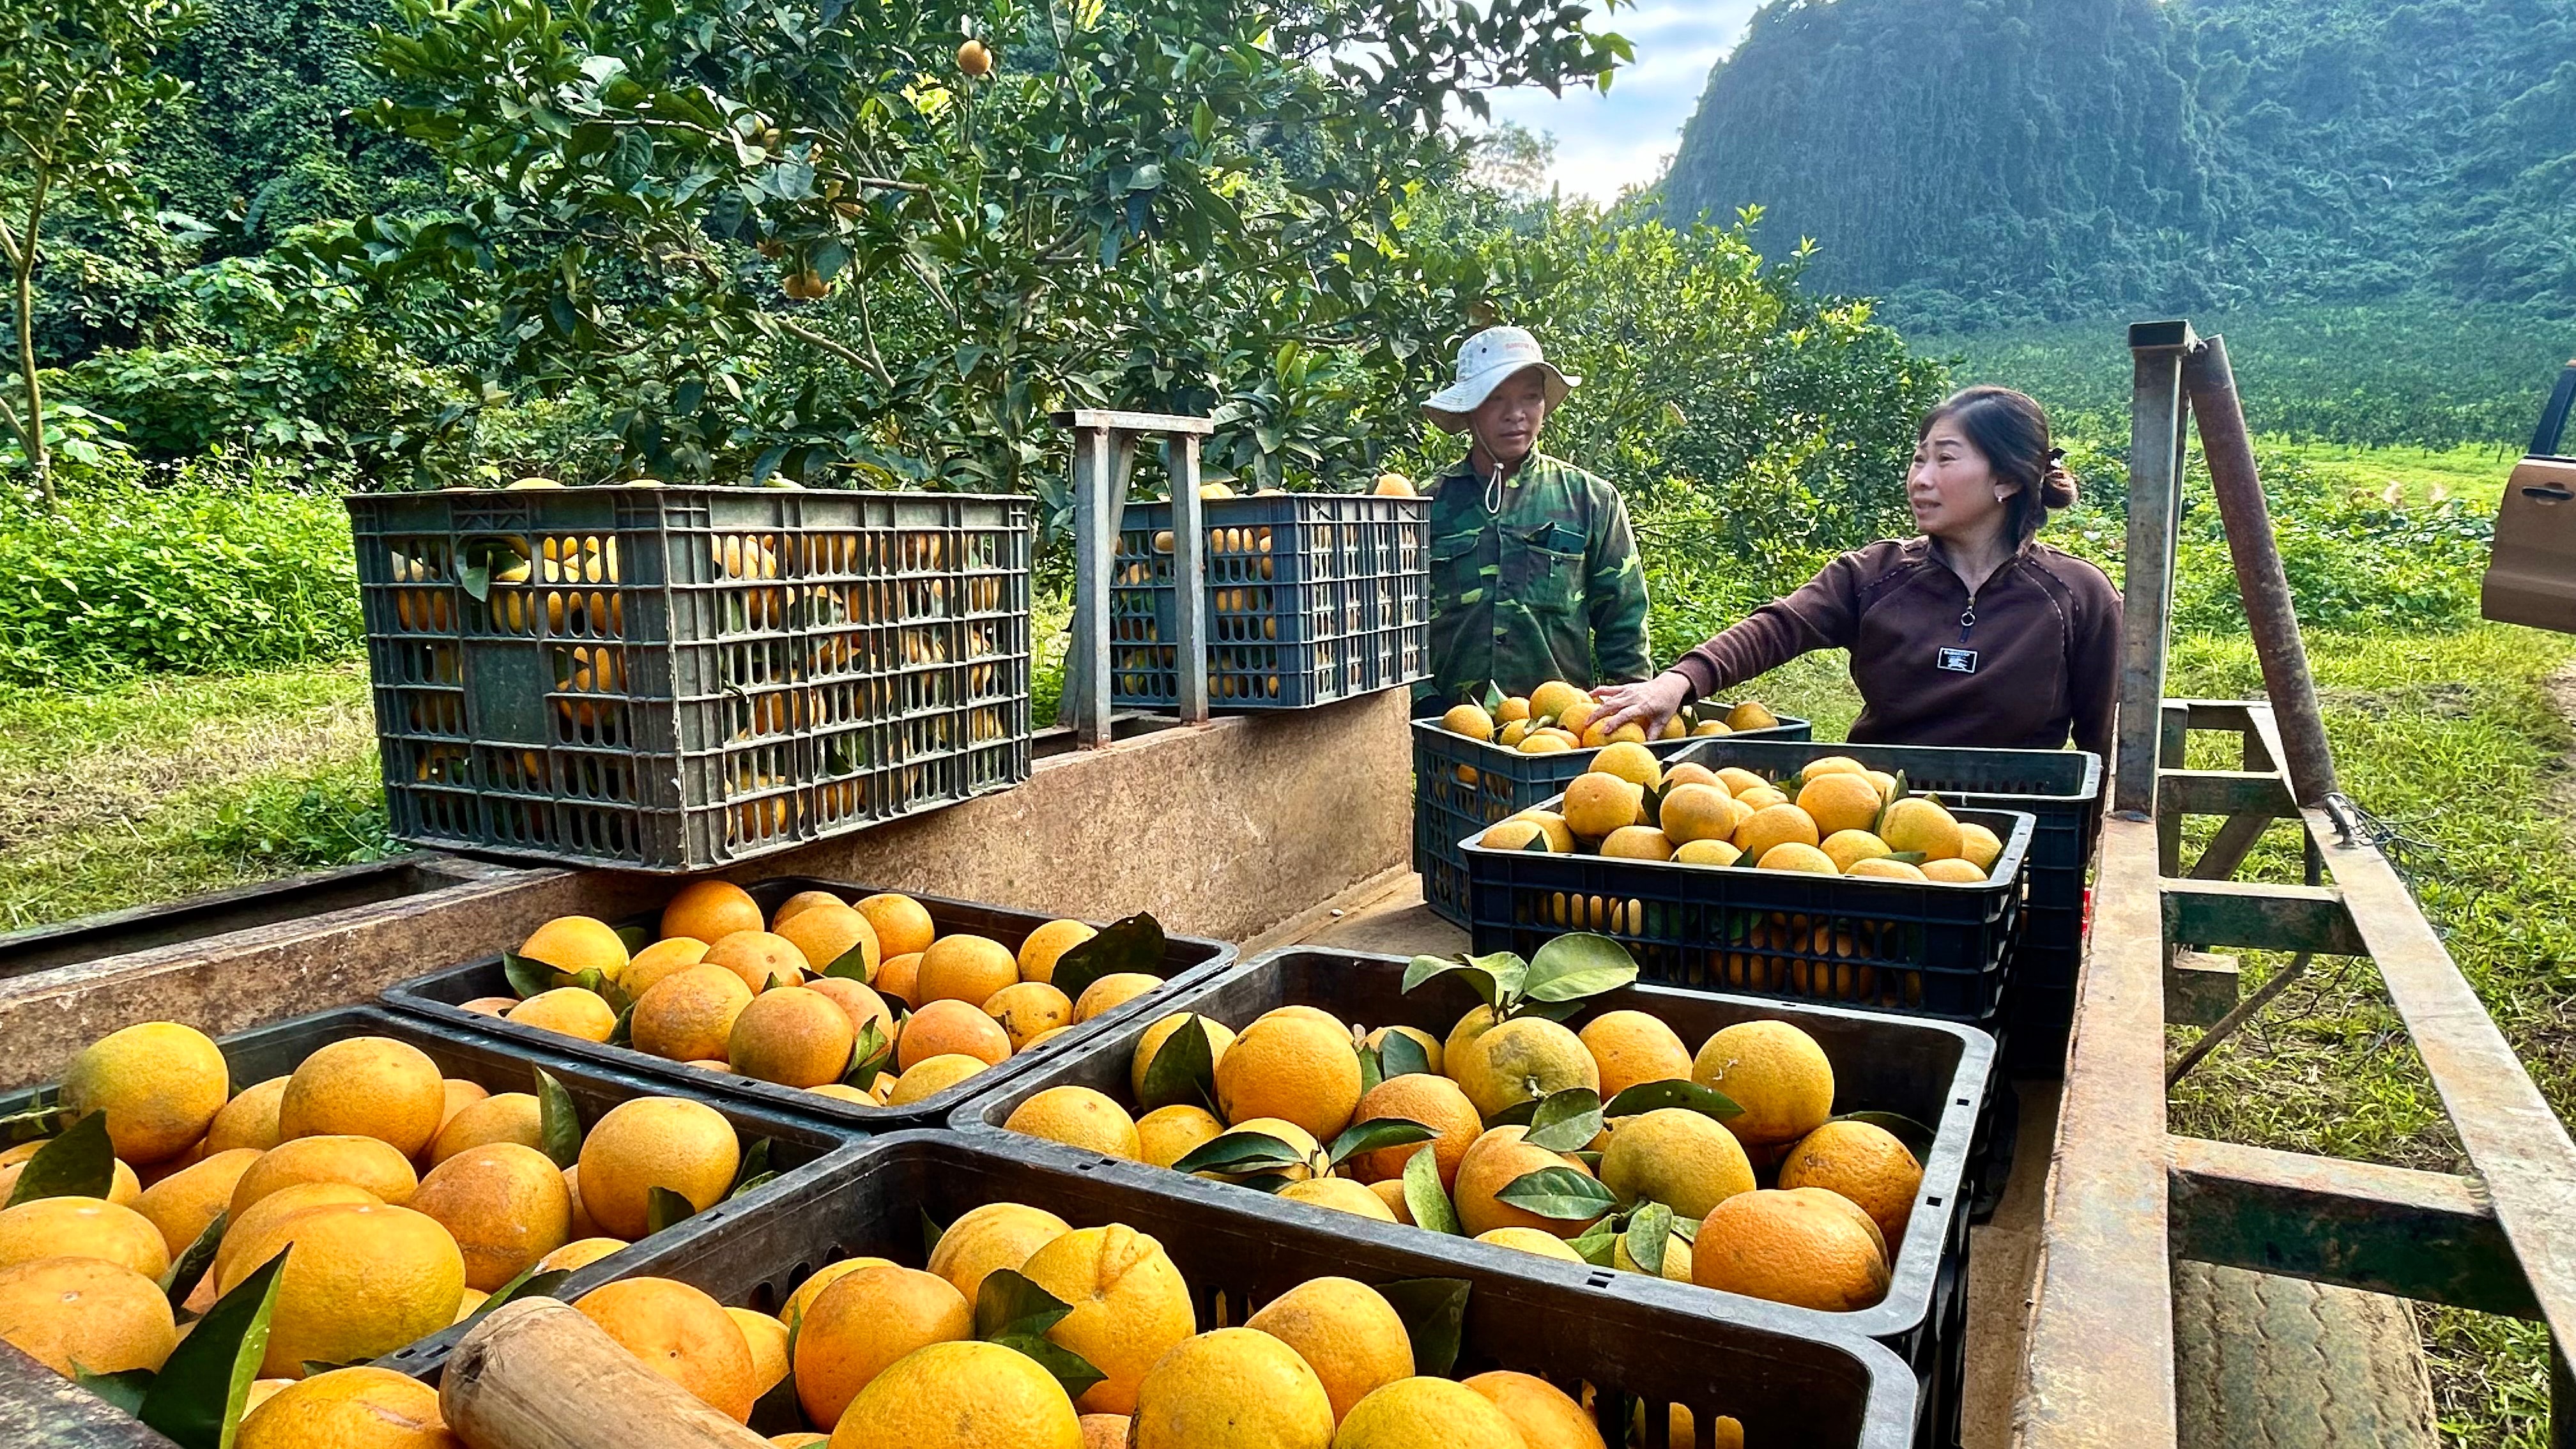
[1660,739,2101,1072]
[348,487,1035,872]
[1464,791,2036,1024]
[379,876,1235,1130]
[383,1129,1920,1447]
[1412,714,1814,928]
[0,1006,867,1376]
[1108,494,1428,709]
[958,945,1991,1441]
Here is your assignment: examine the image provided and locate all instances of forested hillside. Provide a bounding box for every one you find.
[1664,0,2576,330]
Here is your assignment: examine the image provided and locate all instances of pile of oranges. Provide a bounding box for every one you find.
[486,882,1162,1107]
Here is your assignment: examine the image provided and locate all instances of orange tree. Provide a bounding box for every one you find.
[330,0,1630,514]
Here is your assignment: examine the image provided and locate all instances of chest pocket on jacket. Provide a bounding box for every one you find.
[1503,522,1585,615]
[1430,530,1488,607]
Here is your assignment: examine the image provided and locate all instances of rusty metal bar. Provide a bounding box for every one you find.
[2112,323,2195,817]
[1066,422,1117,746]
[2158,770,2296,819]
[2165,951,2313,1086]
[2163,878,2365,956]
[2167,1137,2535,1319]
[1169,433,1210,725]
[2184,337,2342,809]
[2014,815,2178,1448]
[2187,813,2277,881]
[2302,797,2576,1353]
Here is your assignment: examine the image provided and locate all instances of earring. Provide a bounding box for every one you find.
[1995,491,2010,503]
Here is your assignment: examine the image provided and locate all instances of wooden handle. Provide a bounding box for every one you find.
[440,1298,774,1449]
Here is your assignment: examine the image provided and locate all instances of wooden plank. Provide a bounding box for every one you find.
[1048,408,1216,435]
[0,1340,172,1448]
[2163,878,2365,956]
[2169,1136,2536,1319]
[2013,815,2177,1448]
[2308,799,2576,1353]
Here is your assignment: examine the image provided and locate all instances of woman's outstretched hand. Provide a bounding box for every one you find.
[1591,670,1694,737]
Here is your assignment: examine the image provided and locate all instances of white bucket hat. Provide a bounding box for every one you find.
[1420,326,1579,434]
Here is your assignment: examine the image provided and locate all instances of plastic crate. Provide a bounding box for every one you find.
[958,947,1991,1442]
[1108,494,1429,709]
[0,1006,868,1370]
[1662,739,2101,1074]
[379,876,1236,1129]
[348,487,1035,872]
[382,1130,1920,1448]
[1412,714,1815,928]
[1463,792,2036,1025]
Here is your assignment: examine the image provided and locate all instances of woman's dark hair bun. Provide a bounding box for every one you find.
[2041,462,2079,510]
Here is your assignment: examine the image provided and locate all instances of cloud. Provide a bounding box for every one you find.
[1480,0,1761,202]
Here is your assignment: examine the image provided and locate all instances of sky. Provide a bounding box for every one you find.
[1481,0,1763,202]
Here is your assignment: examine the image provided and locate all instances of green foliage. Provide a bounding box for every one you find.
[0,453,362,684]
[1666,0,2576,330]
[1931,298,2573,450]
[187,765,393,870]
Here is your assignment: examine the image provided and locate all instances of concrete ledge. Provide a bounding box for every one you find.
[0,689,1411,1089]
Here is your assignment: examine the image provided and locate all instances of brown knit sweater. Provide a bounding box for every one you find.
[1671,537,2122,761]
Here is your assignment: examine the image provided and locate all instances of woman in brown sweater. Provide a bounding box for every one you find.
[1595,387,2121,761]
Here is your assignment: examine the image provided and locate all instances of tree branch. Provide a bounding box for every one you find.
[759,311,877,374]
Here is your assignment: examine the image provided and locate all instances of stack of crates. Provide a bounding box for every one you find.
[1107,494,1428,709]
[346,486,1034,872]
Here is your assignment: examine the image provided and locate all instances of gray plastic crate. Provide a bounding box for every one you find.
[1108,494,1428,709]
[348,486,1034,871]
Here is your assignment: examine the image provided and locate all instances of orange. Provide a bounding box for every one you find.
[0,1256,177,1377]
[793,1265,972,1428]
[278,1036,446,1158]
[1958,822,2004,871]
[576,1276,757,1422]
[1598,1107,1756,1219]
[438,1079,489,1127]
[1475,1227,1584,1262]
[1461,1371,1606,1449]
[537,1237,627,1274]
[1848,857,1929,881]
[1363,1025,1444,1077]
[231,1135,418,1215]
[1692,1188,1890,1312]
[1337,1378,1527,1447]
[661,880,765,946]
[206,1076,290,1154]
[623,937,714,999]
[898,999,1012,1070]
[1368,1179,1413,1224]
[1657,783,1747,846]
[1922,857,1988,883]
[575,1097,741,1238]
[459,997,516,1016]
[1017,919,1099,983]
[1528,680,1586,720]
[1819,829,1892,873]
[874,952,923,1005]
[1561,772,1643,839]
[1797,772,1886,836]
[62,1022,230,1165]
[985,982,1075,1050]
[829,1339,1082,1449]
[1073,973,1161,1023]
[1130,1326,1331,1449]
[236,1365,458,1449]
[213,1183,381,1286]
[804,976,896,1041]
[1452,1127,1599,1239]
[1757,842,1839,875]
[517,916,630,979]
[430,1092,544,1164]
[1578,1011,1692,1100]
[1344,1075,1481,1187]
[728,1307,790,1397]
[508,986,618,1041]
[854,893,937,960]
[1135,1105,1226,1170]
[782,1256,897,1330]
[914,934,1018,1005]
[1589,740,1662,789]
[1778,1119,1924,1242]
[1662,762,1723,791]
[926,1202,1072,1305]
[1241,1276,1411,1423]
[1452,1016,1598,1122]
[1005,1087,1139,1158]
[1078,1416,1128,1449]
[1692,1020,1836,1146]
[706,931,809,993]
[1880,796,1964,861]
[770,889,847,929]
[728,987,857,1088]
[1600,825,1673,861]
[563,1165,597,1237]
[885,1055,988,1105]
[776,904,879,981]
[408,1142,574,1291]
[133,1147,261,1259]
[1214,1014,1361,1143]
[1733,802,1821,861]
[632,965,756,1062]
[1019,1224,1195,1414]
[221,1203,465,1377]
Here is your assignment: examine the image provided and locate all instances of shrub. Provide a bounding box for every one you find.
[0,454,364,686]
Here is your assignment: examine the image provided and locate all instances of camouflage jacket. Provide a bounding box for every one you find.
[1418,452,1652,705]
